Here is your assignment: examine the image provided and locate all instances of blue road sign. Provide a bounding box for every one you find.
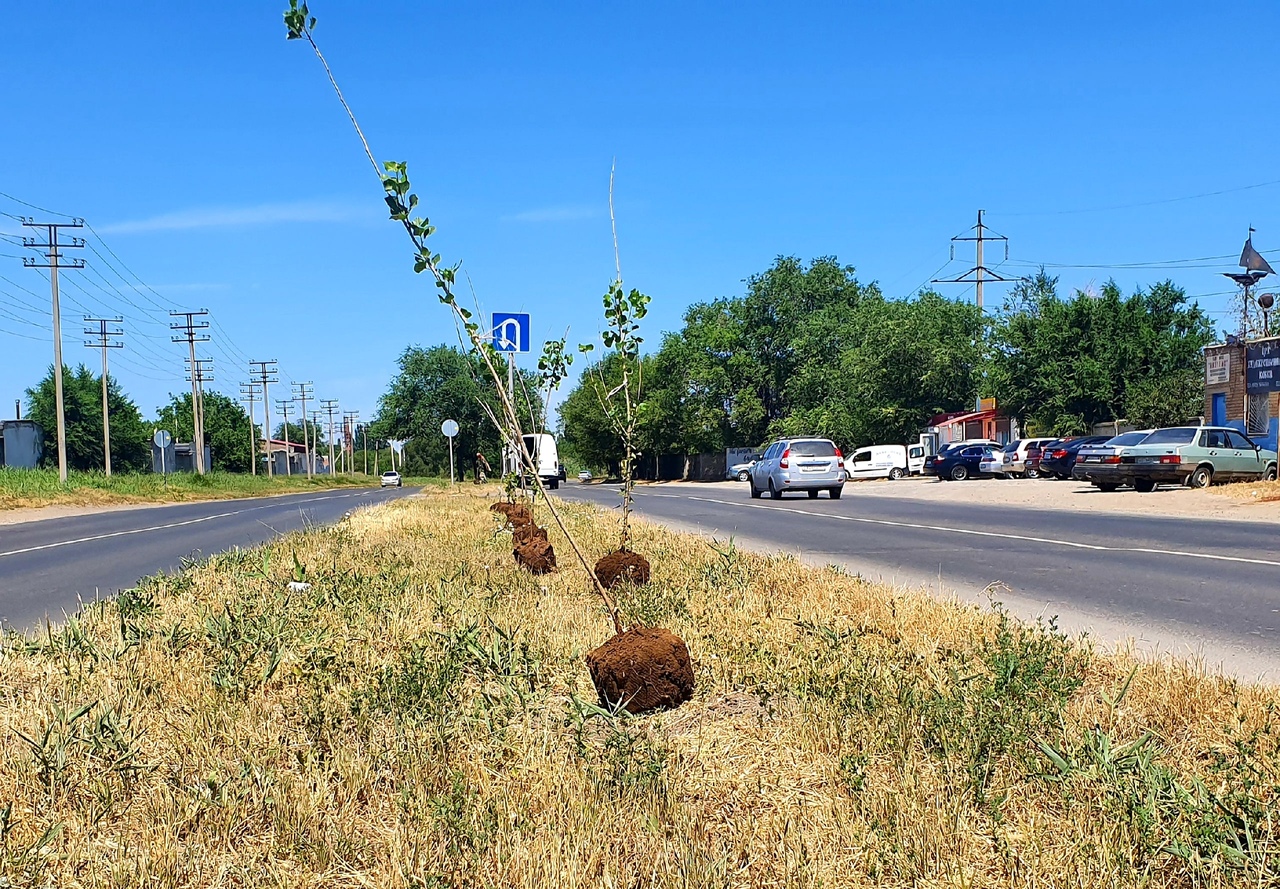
[492,312,530,352]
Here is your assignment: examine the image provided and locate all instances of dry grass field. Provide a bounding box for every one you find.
[1,486,1277,887]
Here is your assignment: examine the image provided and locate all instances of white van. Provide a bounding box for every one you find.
[513,433,560,489]
[844,444,925,481]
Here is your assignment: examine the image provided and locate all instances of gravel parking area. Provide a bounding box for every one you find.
[669,475,1280,521]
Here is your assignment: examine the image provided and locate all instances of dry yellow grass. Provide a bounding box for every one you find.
[1,486,1277,887]
[1213,478,1280,503]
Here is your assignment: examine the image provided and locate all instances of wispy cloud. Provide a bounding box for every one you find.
[502,204,600,224]
[98,200,368,235]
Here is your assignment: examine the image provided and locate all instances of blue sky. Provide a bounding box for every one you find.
[3,1,1279,432]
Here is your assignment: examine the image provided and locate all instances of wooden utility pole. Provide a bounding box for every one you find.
[240,381,261,474]
[170,311,210,473]
[22,219,85,483]
[83,316,123,476]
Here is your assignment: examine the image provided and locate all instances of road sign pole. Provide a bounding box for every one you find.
[448,436,455,484]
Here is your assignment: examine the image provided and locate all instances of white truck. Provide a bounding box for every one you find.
[508,432,561,489]
[844,442,927,481]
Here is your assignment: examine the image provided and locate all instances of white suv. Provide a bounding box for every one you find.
[749,437,845,500]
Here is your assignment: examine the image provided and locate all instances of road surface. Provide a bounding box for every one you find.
[558,481,1280,678]
[0,486,417,630]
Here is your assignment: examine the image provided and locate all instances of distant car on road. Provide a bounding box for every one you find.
[934,444,997,481]
[380,470,402,488]
[578,470,593,481]
[728,454,763,481]
[1038,436,1112,479]
[1118,426,1279,491]
[749,437,845,499]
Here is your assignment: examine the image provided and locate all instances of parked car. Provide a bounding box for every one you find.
[923,439,1001,477]
[728,454,763,481]
[749,437,845,499]
[844,443,925,481]
[1118,426,1279,491]
[933,444,997,481]
[1001,437,1057,478]
[979,447,1009,477]
[380,470,402,488]
[1037,436,1112,479]
[1071,430,1154,490]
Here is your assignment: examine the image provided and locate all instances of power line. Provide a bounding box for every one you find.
[997,177,1280,219]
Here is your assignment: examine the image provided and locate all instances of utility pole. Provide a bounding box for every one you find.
[184,358,214,472]
[343,410,359,475]
[22,219,85,483]
[249,360,279,476]
[276,398,294,475]
[321,399,339,476]
[293,381,314,477]
[933,210,1017,311]
[239,381,261,475]
[83,316,123,476]
[170,311,210,474]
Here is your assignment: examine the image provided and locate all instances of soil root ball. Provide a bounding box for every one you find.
[513,524,549,547]
[490,501,533,528]
[594,550,651,589]
[514,537,556,573]
[586,627,694,714]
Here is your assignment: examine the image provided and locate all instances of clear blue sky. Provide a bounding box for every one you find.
[3,1,1278,431]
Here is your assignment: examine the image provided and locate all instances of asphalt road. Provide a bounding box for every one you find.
[558,481,1280,677]
[0,486,417,630]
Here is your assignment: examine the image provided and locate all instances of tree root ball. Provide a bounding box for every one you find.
[594,550,651,589]
[490,501,533,528]
[586,627,694,714]
[513,523,549,547]
[514,537,556,573]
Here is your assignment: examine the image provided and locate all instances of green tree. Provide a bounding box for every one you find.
[24,365,150,472]
[373,344,543,476]
[156,391,256,472]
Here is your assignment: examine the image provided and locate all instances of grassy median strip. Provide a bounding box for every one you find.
[0,468,441,511]
[1,487,1277,886]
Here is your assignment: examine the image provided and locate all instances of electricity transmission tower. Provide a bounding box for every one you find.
[933,210,1018,311]
[171,311,210,474]
[249,360,279,476]
[83,316,123,476]
[240,381,262,475]
[321,399,339,476]
[22,218,85,482]
[293,381,314,477]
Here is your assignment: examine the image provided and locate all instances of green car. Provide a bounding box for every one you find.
[1119,426,1278,492]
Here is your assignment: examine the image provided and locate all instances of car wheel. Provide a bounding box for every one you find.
[807,489,819,499]
[737,469,750,482]
[1188,465,1213,489]
[749,480,762,499]
[1025,468,1039,479]
[950,465,969,481]
[1266,464,1278,481]
[1134,479,1156,493]
[830,486,843,499]
[889,467,905,480]
[768,480,781,499]
[1096,483,1119,493]
[550,478,560,490]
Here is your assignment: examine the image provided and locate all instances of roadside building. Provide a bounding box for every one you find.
[0,419,44,469]
[263,438,309,475]
[927,400,1019,447]
[1203,337,1280,451]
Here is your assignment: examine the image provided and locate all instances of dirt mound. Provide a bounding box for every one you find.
[594,550,651,588]
[586,627,694,714]
[490,501,533,528]
[513,523,549,547]
[514,537,556,573]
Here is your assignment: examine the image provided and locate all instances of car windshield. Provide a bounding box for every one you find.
[1104,431,1151,446]
[1142,427,1197,445]
[382,471,397,477]
[790,439,837,457]
[1002,441,1019,453]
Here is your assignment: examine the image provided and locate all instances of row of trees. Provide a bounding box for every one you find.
[560,256,1215,471]
[21,366,333,473]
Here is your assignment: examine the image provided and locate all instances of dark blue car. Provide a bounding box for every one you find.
[933,444,995,481]
[1037,435,1111,479]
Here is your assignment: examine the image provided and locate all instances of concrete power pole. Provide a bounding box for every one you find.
[933,210,1017,311]
[185,359,214,471]
[22,218,86,483]
[249,360,279,476]
[293,381,314,477]
[170,311,210,474]
[276,398,293,475]
[239,381,261,475]
[343,410,359,475]
[321,399,339,476]
[83,316,123,476]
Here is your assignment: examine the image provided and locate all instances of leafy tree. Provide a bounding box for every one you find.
[24,365,150,472]
[273,419,326,450]
[156,391,256,473]
[1124,369,1204,429]
[373,344,543,476]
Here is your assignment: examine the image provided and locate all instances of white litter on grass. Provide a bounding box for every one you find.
[287,581,312,592]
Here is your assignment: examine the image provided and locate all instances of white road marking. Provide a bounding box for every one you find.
[625,490,1280,569]
[0,490,395,559]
